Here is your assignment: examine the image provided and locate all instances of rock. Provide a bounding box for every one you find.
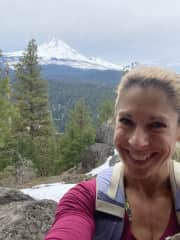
[0,187,57,240]
[81,143,114,171]
[0,187,33,204]
[80,122,115,172]
[95,122,114,146]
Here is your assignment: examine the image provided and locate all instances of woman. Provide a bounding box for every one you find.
[45,66,180,240]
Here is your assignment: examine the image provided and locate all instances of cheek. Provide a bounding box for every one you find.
[114,128,126,149]
[151,134,174,156]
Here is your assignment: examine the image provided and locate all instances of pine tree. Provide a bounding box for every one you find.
[59,99,96,170]
[97,99,114,125]
[0,56,19,170]
[12,39,58,176]
[14,39,53,138]
[0,77,12,147]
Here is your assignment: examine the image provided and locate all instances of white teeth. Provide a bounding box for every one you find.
[130,153,151,161]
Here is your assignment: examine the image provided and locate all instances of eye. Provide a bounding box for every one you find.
[149,121,167,129]
[119,118,134,126]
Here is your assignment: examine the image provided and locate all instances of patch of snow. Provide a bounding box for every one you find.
[21,182,75,202]
[20,150,119,202]
[20,159,111,202]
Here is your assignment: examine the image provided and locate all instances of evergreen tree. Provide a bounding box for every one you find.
[0,57,19,170]
[14,39,53,138]
[32,135,61,176]
[0,77,12,147]
[12,39,58,176]
[59,99,95,170]
[97,99,114,125]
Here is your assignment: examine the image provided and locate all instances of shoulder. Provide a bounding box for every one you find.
[45,179,96,240]
[56,178,96,215]
[63,178,96,200]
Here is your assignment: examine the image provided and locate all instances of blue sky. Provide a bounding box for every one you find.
[1,0,180,66]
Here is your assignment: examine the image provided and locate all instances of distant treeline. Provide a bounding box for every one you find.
[49,81,116,131]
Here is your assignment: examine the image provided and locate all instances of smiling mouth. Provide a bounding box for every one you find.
[125,150,157,165]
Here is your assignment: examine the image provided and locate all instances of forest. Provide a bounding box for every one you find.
[0,39,116,178]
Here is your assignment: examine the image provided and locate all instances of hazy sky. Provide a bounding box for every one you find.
[1,0,180,65]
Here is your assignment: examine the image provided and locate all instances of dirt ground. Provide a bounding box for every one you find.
[0,167,94,189]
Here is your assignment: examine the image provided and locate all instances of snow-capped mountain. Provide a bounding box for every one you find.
[4,38,123,71]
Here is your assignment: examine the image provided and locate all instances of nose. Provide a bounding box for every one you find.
[128,127,149,150]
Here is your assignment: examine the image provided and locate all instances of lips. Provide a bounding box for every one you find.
[124,149,157,165]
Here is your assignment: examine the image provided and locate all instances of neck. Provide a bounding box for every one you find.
[124,162,171,197]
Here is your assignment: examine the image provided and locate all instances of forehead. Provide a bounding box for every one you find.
[117,86,177,119]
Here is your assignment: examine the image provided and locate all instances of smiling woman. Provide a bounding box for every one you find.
[44,67,180,240]
[114,85,180,180]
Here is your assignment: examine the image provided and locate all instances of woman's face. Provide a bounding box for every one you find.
[114,86,180,179]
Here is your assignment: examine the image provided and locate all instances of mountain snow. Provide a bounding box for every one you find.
[38,38,88,61]
[4,38,123,71]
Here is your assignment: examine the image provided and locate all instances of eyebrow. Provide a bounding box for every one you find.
[118,111,169,122]
[149,116,169,122]
[118,112,132,118]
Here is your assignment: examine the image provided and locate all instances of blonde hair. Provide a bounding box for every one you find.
[115,66,180,123]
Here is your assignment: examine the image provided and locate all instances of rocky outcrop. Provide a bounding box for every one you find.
[0,188,56,240]
[80,122,115,172]
[95,122,114,146]
[81,143,114,171]
[0,187,33,204]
